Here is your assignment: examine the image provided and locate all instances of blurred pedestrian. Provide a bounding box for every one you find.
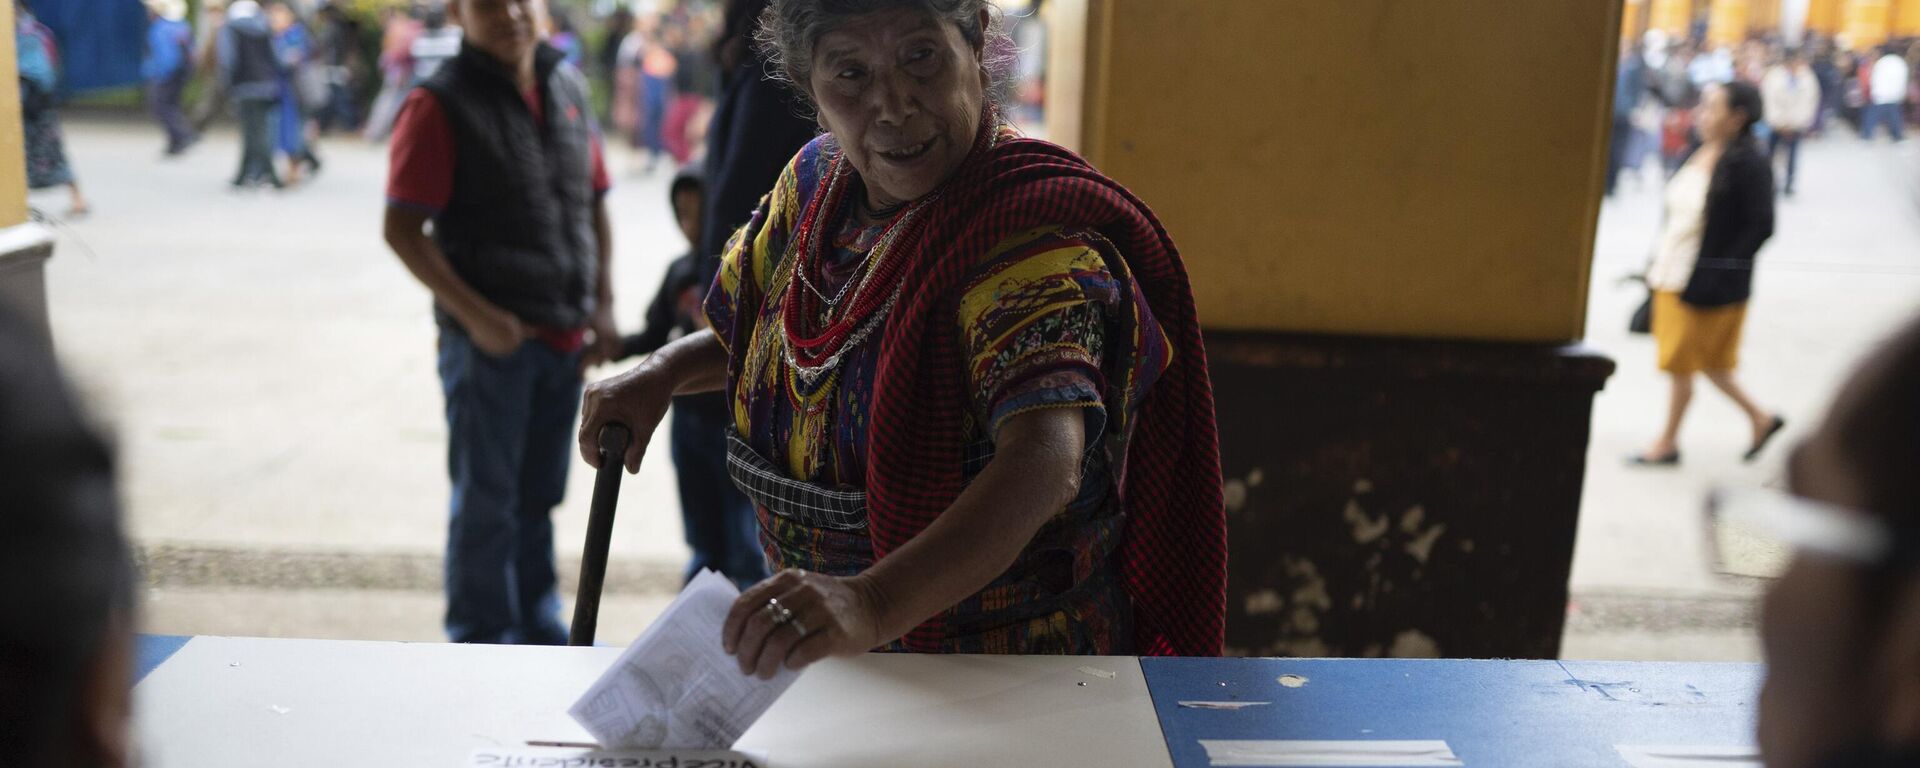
[269,1,323,185]
[190,0,231,135]
[1907,41,1920,126]
[1752,314,1920,768]
[662,21,710,165]
[16,2,87,217]
[1762,48,1819,197]
[219,0,284,189]
[361,5,421,141]
[142,0,198,156]
[1691,45,1735,89]
[314,3,364,134]
[1632,82,1783,467]
[1608,41,1649,197]
[548,9,582,67]
[0,306,137,768]
[1862,45,1908,142]
[1811,42,1842,135]
[1655,42,1701,175]
[700,0,814,266]
[637,21,676,172]
[611,14,644,154]
[408,4,462,84]
[382,0,619,644]
[596,5,632,122]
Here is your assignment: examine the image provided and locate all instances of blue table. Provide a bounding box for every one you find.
[134,636,1762,767]
[1142,657,1760,766]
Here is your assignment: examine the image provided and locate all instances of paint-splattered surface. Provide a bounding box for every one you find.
[1144,657,1759,767]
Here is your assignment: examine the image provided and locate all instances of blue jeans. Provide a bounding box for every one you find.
[670,402,770,590]
[1860,103,1907,142]
[233,97,280,187]
[1769,130,1802,194]
[437,328,582,645]
[145,70,193,152]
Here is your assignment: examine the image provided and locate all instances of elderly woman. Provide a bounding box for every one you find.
[579,0,1223,676]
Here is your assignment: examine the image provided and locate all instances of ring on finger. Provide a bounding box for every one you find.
[787,617,808,637]
[764,600,793,626]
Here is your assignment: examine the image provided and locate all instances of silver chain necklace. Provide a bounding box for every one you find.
[782,280,904,386]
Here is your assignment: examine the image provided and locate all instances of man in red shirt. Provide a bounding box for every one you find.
[382,0,616,645]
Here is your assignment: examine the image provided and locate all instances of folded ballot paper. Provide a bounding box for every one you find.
[570,570,801,750]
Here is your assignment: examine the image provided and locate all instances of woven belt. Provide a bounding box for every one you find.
[725,428,870,531]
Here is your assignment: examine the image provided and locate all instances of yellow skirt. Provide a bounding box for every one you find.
[1652,291,1747,374]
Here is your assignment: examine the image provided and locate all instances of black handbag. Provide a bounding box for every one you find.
[1629,293,1653,335]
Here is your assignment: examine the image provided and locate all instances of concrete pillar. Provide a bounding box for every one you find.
[1750,0,1783,33]
[1807,0,1846,33]
[0,1,58,348]
[1709,0,1753,45]
[1782,0,1813,43]
[1624,0,1649,43]
[1042,0,1089,153]
[1051,0,1618,659]
[1651,0,1698,35]
[0,2,26,229]
[1894,0,1920,36]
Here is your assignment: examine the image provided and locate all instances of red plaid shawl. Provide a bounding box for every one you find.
[864,135,1226,657]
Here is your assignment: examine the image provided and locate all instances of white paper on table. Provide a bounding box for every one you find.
[467,746,769,767]
[1615,744,1762,768]
[568,570,800,749]
[1199,739,1463,767]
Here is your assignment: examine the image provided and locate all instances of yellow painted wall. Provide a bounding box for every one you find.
[1808,0,1846,32]
[1894,0,1920,36]
[1043,0,1090,154]
[0,1,26,228]
[1709,0,1752,44]
[1624,0,1648,42]
[1844,0,1893,47]
[1750,0,1783,31]
[1071,0,1619,342]
[1651,0,1697,33]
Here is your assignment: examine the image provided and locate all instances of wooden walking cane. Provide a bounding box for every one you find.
[568,422,631,646]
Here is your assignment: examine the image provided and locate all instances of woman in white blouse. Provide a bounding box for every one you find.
[1633,81,1784,467]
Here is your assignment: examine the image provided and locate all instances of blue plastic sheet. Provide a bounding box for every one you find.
[26,0,148,94]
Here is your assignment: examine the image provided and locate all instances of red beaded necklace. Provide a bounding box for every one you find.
[780,153,932,374]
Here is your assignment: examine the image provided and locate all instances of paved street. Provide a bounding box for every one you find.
[35,115,1920,658]
[42,117,694,643]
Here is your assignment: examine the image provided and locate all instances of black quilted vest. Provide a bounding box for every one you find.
[420,43,597,329]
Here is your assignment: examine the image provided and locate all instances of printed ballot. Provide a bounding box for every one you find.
[467,746,768,767]
[570,570,800,749]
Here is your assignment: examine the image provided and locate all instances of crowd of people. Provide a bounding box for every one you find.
[1609,31,1920,473]
[8,2,1920,765]
[21,0,1045,208]
[1611,31,1920,199]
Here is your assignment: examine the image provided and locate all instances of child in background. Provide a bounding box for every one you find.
[622,167,770,590]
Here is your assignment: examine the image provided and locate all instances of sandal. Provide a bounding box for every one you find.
[1627,451,1681,467]
[1744,415,1786,463]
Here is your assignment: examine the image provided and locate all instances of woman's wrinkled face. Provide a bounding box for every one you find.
[808,8,988,208]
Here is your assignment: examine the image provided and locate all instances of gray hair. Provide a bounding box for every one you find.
[755,0,1016,111]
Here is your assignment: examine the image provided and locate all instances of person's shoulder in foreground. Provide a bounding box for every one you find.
[0,307,137,768]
